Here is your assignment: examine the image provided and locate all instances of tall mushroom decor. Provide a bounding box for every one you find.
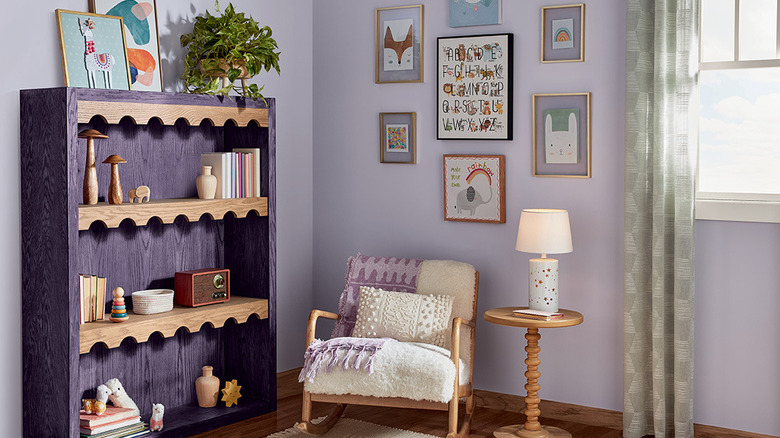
[103,154,127,204]
[79,129,108,205]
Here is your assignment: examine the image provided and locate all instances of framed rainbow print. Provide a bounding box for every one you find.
[380,112,416,164]
[90,0,163,91]
[541,4,585,63]
[376,5,424,83]
[443,154,505,223]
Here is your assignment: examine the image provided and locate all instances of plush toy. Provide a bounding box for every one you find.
[104,378,140,416]
[82,384,111,415]
[150,403,164,432]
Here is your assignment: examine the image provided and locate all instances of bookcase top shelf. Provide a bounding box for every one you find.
[79,296,269,354]
[79,197,268,230]
[78,100,269,127]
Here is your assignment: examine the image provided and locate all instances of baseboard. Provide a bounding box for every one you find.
[276,368,774,438]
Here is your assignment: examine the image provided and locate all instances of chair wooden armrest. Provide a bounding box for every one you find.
[305,309,341,347]
[450,317,475,365]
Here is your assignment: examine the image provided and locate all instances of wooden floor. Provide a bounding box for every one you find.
[194,369,774,438]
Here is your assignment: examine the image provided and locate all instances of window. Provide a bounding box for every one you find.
[697,0,780,223]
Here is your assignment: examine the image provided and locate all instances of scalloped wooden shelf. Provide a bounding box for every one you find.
[78,100,269,127]
[79,296,268,354]
[79,197,268,230]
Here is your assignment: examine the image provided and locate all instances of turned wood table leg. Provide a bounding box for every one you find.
[493,328,571,438]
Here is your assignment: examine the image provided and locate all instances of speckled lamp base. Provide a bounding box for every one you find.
[528,258,559,312]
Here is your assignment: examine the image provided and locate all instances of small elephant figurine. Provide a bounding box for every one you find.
[128,185,150,203]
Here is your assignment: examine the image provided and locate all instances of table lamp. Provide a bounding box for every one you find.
[515,209,573,312]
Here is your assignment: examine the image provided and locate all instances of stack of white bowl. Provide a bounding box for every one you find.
[132,289,174,315]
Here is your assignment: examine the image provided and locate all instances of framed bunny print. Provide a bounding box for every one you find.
[532,92,591,178]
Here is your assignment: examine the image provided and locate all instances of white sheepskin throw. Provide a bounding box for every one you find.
[416,260,476,367]
[304,339,470,403]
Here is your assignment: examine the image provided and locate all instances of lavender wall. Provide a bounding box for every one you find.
[2,1,312,436]
[312,0,627,412]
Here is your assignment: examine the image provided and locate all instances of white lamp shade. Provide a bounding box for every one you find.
[515,209,573,255]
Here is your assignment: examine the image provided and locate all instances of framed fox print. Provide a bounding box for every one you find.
[376,5,424,83]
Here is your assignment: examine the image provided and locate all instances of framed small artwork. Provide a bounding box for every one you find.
[89,0,163,92]
[380,112,417,164]
[443,154,506,223]
[532,92,591,178]
[449,0,502,27]
[56,9,132,90]
[376,5,424,83]
[541,4,585,63]
[437,33,513,140]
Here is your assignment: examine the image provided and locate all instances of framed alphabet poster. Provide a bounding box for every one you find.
[443,154,505,223]
[437,34,513,140]
[376,5,424,83]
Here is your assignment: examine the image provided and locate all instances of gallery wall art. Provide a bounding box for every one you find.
[532,92,591,178]
[449,0,502,27]
[443,154,505,223]
[376,5,424,83]
[56,9,132,90]
[541,4,585,63]
[90,0,163,91]
[437,33,513,140]
[380,112,417,164]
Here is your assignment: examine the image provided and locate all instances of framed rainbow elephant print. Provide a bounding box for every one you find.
[532,92,591,178]
[90,0,163,91]
[541,4,585,63]
[56,10,132,90]
[443,154,505,223]
[376,5,424,83]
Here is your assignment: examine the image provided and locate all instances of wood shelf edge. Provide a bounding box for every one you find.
[78,100,269,127]
[79,297,269,354]
[79,197,268,230]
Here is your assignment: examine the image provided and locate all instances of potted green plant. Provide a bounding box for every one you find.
[180,1,280,100]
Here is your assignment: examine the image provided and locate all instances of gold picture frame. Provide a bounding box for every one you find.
[56,9,133,90]
[376,5,424,83]
[532,92,591,178]
[541,3,585,63]
[380,112,417,164]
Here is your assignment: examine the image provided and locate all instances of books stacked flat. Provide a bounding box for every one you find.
[201,148,261,199]
[512,309,564,321]
[79,407,149,437]
[79,274,107,324]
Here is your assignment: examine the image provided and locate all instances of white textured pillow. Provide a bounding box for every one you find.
[353,286,454,348]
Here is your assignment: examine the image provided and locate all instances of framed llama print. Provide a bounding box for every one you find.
[376,5,424,83]
[437,33,513,140]
[449,0,502,27]
[443,154,505,223]
[532,92,591,178]
[380,112,417,164]
[541,4,585,63]
[56,10,132,90]
[89,0,163,92]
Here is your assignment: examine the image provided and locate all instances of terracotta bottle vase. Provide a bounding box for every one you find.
[195,366,220,408]
[196,166,217,199]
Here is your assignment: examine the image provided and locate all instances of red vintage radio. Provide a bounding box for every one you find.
[174,268,230,307]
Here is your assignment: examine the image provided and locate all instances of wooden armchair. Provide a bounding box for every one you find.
[297,256,479,438]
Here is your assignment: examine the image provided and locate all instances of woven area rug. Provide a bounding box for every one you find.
[266,418,438,438]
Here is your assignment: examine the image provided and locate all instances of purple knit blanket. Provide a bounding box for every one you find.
[298,337,391,383]
[332,254,423,338]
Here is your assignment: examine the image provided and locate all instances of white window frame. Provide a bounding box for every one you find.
[696,0,780,223]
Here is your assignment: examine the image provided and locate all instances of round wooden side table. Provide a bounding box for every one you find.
[483,307,584,438]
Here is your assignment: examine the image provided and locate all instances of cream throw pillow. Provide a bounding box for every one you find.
[353,286,454,348]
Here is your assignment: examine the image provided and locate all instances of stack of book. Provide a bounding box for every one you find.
[512,309,564,321]
[79,407,148,437]
[79,274,107,324]
[200,148,261,199]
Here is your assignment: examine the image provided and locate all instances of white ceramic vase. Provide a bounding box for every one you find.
[196,166,217,199]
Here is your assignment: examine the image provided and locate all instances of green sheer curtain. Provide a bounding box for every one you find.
[624,0,697,437]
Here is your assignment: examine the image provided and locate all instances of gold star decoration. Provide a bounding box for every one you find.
[221,379,242,407]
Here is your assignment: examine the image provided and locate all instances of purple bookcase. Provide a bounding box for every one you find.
[21,88,276,437]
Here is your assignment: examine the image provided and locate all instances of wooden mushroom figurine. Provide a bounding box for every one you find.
[103,155,127,205]
[79,129,108,205]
